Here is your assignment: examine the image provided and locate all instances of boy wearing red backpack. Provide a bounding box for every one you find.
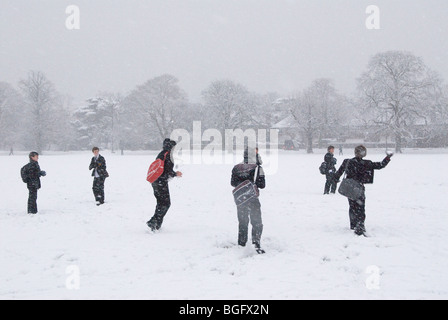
[147,139,182,231]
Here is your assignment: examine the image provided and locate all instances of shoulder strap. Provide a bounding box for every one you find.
[254,165,259,183]
[343,159,350,179]
[163,152,169,161]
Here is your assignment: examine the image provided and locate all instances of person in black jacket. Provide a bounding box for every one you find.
[147,139,183,231]
[334,145,393,236]
[24,152,46,214]
[324,146,338,194]
[231,148,266,253]
[89,147,109,206]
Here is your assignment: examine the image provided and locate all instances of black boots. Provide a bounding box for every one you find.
[253,241,265,254]
[354,222,366,236]
[146,220,158,232]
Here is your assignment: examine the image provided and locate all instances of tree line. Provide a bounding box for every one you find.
[1,51,447,154]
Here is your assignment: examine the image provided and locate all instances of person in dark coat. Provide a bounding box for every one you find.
[324,146,338,194]
[89,147,109,206]
[24,152,46,214]
[334,145,393,236]
[147,139,183,231]
[231,148,266,253]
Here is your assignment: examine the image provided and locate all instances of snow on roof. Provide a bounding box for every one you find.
[272,115,296,129]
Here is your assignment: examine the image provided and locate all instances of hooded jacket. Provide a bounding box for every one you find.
[155,139,177,182]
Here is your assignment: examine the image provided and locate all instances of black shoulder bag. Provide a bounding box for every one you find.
[232,166,264,207]
[338,160,365,200]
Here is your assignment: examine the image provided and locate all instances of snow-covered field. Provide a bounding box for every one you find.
[1,149,447,300]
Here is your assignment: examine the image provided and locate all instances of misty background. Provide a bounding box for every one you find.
[1,0,447,153]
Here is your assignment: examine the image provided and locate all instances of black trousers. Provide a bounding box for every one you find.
[148,180,171,230]
[237,198,263,246]
[324,174,337,194]
[28,187,38,214]
[93,177,106,203]
[348,194,366,230]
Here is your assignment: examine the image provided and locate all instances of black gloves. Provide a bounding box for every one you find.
[386,151,394,158]
[40,171,47,177]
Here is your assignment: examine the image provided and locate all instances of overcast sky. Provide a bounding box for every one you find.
[1,0,447,105]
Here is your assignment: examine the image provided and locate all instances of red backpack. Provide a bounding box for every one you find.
[146,152,169,183]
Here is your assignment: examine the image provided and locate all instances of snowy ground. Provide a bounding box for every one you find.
[1,149,447,300]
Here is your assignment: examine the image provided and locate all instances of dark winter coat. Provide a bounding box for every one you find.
[334,156,391,185]
[231,163,266,189]
[155,140,177,182]
[324,152,337,175]
[89,155,109,178]
[25,160,44,190]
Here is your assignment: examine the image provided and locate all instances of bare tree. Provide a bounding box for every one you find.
[424,84,448,147]
[19,71,62,153]
[118,99,152,150]
[289,92,319,154]
[357,51,441,153]
[290,79,343,153]
[48,94,76,151]
[202,80,255,133]
[123,74,186,143]
[251,92,281,129]
[0,82,24,149]
[310,79,344,146]
[98,92,122,153]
